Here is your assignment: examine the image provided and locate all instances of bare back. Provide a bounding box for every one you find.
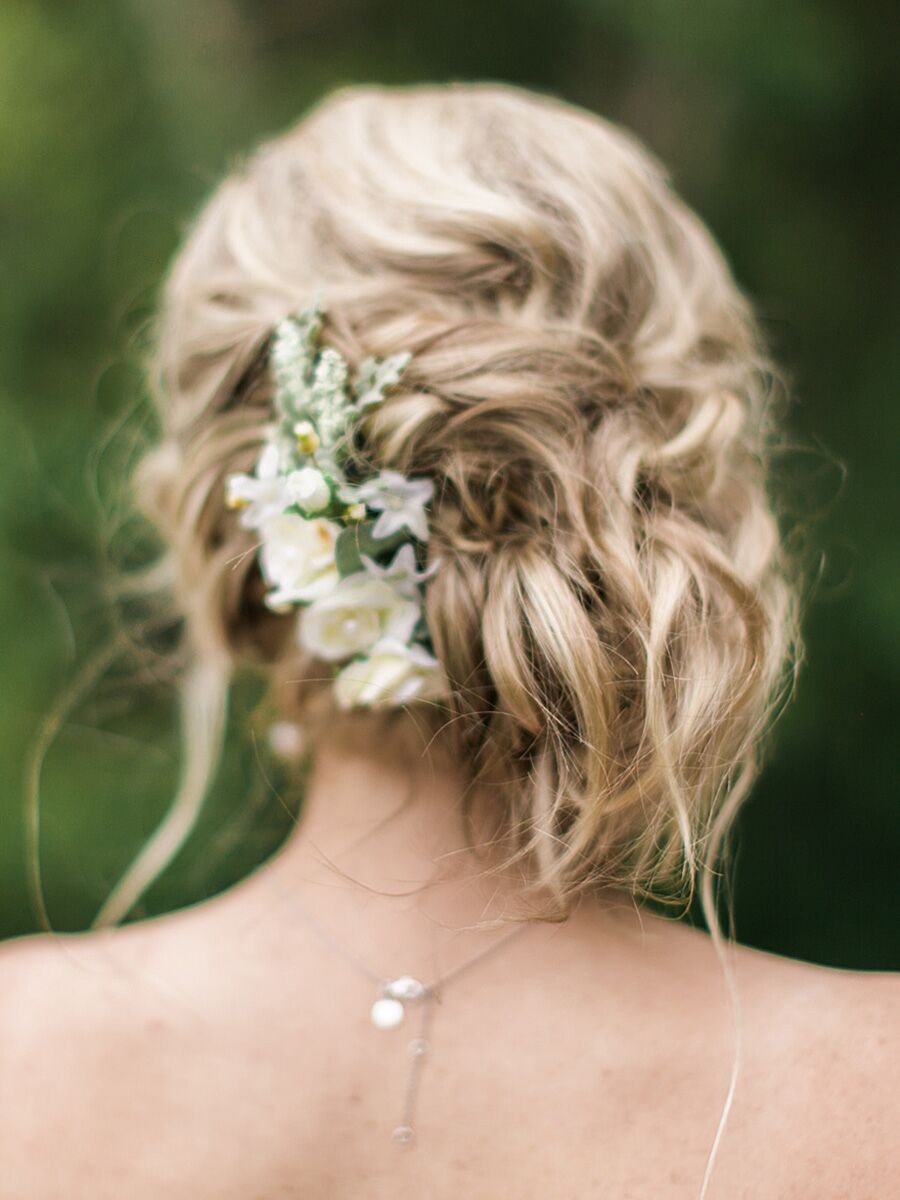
[2,882,896,1200]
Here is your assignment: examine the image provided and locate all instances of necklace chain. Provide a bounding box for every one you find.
[268,880,531,1145]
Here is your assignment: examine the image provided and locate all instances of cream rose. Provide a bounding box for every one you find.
[258,513,341,608]
[298,574,420,662]
[333,639,447,709]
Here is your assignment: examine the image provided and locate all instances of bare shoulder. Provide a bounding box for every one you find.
[0,908,220,1063]
[0,917,214,1198]
[0,926,152,1088]
[722,935,900,1195]
[0,916,191,1036]
[725,933,900,1072]
[614,916,899,1195]
[0,927,127,1059]
[0,930,116,1193]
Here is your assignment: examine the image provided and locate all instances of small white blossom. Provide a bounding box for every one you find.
[285,466,331,514]
[298,573,420,662]
[360,543,440,599]
[257,441,283,478]
[225,442,291,529]
[258,513,341,608]
[333,638,447,709]
[353,470,434,541]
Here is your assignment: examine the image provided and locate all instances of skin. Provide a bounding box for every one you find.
[0,716,897,1199]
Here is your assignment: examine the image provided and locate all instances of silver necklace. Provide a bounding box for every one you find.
[281,890,532,1146]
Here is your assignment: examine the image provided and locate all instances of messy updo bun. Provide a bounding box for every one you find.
[97,83,802,926]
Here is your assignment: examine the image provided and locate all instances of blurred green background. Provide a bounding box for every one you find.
[1,0,897,967]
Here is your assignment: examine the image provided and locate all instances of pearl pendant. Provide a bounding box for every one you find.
[370,997,405,1029]
[370,977,428,1030]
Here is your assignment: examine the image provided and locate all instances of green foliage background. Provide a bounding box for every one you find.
[1,0,897,966]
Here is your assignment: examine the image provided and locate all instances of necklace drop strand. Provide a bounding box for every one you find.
[280,888,531,1146]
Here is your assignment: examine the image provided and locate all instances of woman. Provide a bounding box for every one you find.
[1,83,895,1199]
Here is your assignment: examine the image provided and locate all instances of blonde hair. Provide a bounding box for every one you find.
[92,82,802,930]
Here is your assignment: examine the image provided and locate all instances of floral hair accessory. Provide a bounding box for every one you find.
[225,297,447,709]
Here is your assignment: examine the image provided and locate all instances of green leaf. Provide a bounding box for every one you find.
[270,302,324,419]
[334,519,409,576]
[353,352,412,410]
[334,526,364,577]
[354,521,408,559]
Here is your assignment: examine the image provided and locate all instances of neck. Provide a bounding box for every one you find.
[259,711,538,941]
[225,711,637,986]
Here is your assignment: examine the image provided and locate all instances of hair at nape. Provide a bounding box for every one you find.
[95,82,803,937]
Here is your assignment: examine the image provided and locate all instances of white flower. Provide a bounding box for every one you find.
[360,543,440,599]
[285,466,331,514]
[352,470,434,541]
[258,513,341,608]
[298,573,420,662]
[333,638,447,709]
[225,442,290,529]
